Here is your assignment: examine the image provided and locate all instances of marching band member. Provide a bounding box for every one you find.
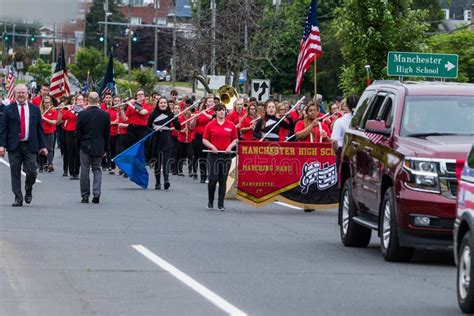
[31,84,49,106]
[254,100,292,142]
[100,92,112,111]
[192,96,215,183]
[170,104,181,176]
[294,102,331,143]
[276,101,294,141]
[147,97,181,190]
[240,104,257,141]
[202,103,238,211]
[62,94,85,179]
[116,98,129,178]
[227,98,246,135]
[177,105,195,177]
[39,96,58,172]
[101,92,113,170]
[120,90,152,149]
[105,95,120,175]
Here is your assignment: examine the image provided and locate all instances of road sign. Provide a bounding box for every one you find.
[197,75,226,90]
[251,79,270,102]
[387,51,458,79]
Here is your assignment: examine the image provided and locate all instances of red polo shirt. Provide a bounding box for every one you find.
[42,109,58,134]
[106,108,119,136]
[125,102,152,126]
[294,120,331,143]
[203,119,238,151]
[195,109,214,135]
[61,109,78,131]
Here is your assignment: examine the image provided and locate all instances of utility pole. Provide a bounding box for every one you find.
[12,24,15,51]
[244,0,249,93]
[104,0,109,57]
[153,0,159,73]
[25,26,29,48]
[127,4,132,83]
[52,24,57,63]
[210,0,216,75]
[172,1,176,86]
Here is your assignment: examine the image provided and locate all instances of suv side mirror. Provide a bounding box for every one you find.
[365,120,391,135]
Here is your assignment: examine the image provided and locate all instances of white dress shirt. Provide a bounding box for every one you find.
[17,101,30,141]
[331,113,353,148]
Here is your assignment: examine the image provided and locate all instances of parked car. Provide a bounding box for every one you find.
[454,146,474,313]
[338,80,474,261]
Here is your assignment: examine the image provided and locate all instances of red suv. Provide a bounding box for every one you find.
[339,81,474,261]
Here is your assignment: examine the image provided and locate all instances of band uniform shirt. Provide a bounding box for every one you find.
[294,120,331,143]
[203,119,238,151]
[125,102,152,126]
[42,109,58,135]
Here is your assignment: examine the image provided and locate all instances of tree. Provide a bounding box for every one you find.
[132,68,158,94]
[85,0,126,51]
[28,59,52,86]
[412,0,444,32]
[69,47,126,89]
[334,0,429,95]
[428,30,474,82]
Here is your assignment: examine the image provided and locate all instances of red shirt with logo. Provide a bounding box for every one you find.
[42,109,58,135]
[195,109,214,135]
[178,115,195,143]
[106,108,119,136]
[203,119,238,151]
[240,116,255,141]
[125,102,152,126]
[61,108,79,131]
[294,120,331,143]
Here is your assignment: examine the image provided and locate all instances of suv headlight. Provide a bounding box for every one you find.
[403,159,440,193]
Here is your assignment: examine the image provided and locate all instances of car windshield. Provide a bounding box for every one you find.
[400,95,474,137]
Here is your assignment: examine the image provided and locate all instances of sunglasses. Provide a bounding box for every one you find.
[217,108,226,111]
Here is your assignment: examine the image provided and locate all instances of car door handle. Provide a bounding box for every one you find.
[364,146,373,152]
[351,141,360,148]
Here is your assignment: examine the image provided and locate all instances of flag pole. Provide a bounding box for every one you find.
[313,59,317,100]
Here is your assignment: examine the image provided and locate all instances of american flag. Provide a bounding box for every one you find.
[366,132,385,145]
[6,64,15,100]
[295,0,322,94]
[50,46,70,99]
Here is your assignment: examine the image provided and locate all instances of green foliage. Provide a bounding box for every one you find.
[70,47,126,89]
[28,59,52,86]
[428,30,474,82]
[85,0,125,50]
[334,0,429,95]
[412,0,444,32]
[132,68,158,95]
[116,79,140,99]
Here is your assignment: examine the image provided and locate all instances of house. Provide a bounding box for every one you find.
[438,0,472,32]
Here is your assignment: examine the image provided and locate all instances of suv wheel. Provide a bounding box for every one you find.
[339,178,371,247]
[458,233,474,313]
[380,188,414,262]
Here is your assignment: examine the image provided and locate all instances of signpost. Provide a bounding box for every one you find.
[251,79,271,102]
[387,51,458,79]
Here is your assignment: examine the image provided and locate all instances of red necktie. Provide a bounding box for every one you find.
[20,103,26,140]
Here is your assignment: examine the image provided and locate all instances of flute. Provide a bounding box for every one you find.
[180,104,217,126]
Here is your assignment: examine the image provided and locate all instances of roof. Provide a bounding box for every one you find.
[371,80,474,96]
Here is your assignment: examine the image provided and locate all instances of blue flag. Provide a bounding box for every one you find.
[112,131,156,189]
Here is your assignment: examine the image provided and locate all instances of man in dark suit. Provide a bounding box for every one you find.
[75,92,110,204]
[0,84,48,207]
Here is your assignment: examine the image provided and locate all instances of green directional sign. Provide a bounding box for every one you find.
[387,51,458,79]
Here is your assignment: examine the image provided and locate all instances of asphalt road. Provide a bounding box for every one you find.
[0,155,460,315]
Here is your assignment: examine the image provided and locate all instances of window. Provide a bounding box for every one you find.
[130,16,142,25]
[441,9,450,20]
[468,146,474,169]
[154,17,167,26]
[464,10,472,21]
[350,90,374,129]
[70,18,76,24]
[360,93,387,129]
[131,0,144,6]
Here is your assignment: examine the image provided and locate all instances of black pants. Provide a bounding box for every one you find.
[116,134,125,154]
[107,135,117,169]
[38,133,55,168]
[178,142,193,174]
[8,142,38,201]
[61,128,68,173]
[170,136,179,174]
[207,153,232,208]
[65,130,80,176]
[125,125,148,149]
[153,149,171,185]
[192,133,207,181]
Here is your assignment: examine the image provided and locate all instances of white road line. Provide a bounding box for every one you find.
[275,202,302,210]
[0,158,42,183]
[132,244,247,316]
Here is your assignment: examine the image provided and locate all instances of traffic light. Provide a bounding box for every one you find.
[2,33,9,42]
[99,35,104,43]
[30,35,36,42]
[132,35,138,42]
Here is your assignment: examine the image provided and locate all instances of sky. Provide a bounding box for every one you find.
[0,0,79,24]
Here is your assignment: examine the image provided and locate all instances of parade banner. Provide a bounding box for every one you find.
[237,141,339,209]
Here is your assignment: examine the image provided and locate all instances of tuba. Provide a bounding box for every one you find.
[217,85,239,110]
